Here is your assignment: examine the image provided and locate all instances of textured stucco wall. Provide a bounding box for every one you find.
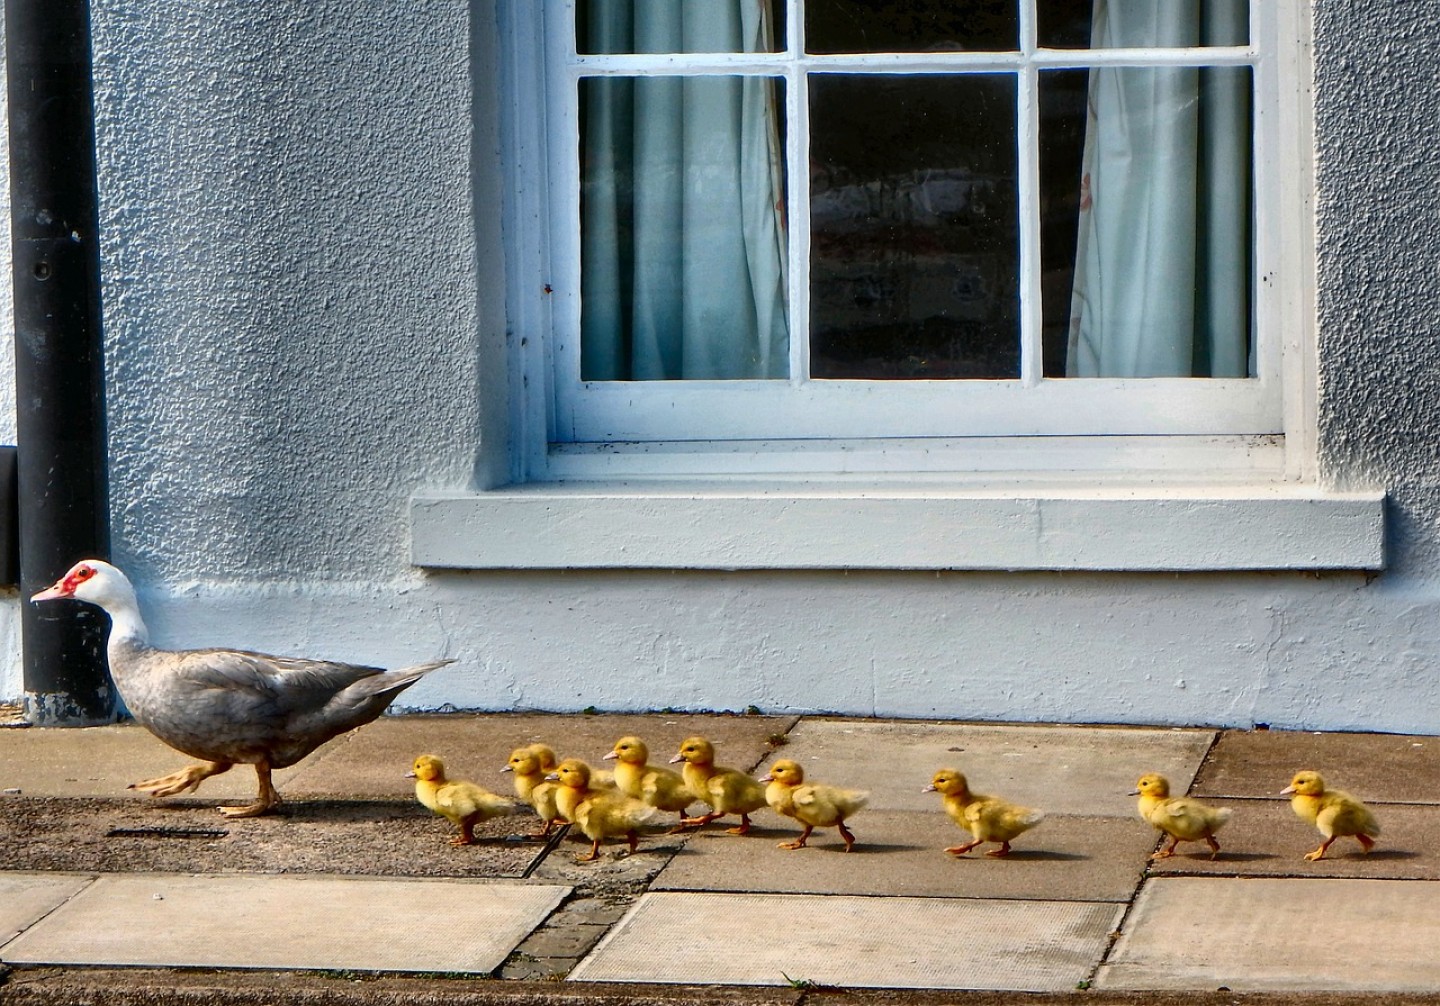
[3,2,1440,732]
[1312,3,1440,578]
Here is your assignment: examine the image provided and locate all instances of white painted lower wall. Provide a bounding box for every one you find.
[5,569,1434,734]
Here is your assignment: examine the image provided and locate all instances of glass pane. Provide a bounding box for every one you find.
[577,0,784,55]
[579,76,790,381]
[1038,0,1248,50]
[809,74,1019,380]
[1041,66,1253,378]
[807,0,1016,54]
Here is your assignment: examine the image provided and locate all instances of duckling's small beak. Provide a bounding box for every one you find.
[500,765,513,773]
[404,771,417,779]
[1280,785,1296,795]
[545,772,560,782]
[668,753,684,764]
[1128,788,1140,796]
[602,750,618,761]
[921,784,936,793]
[759,774,773,783]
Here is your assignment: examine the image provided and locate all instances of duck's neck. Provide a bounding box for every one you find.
[98,589,152,662]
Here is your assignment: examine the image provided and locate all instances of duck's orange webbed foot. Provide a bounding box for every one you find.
[984,842,1013,858]
[945,841,981,857]
[130,761,232,798]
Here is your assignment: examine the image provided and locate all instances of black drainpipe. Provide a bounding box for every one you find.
[7,0,114,726]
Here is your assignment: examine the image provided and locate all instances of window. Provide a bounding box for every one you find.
[413,1,1385,574]
[503,0,1305,480]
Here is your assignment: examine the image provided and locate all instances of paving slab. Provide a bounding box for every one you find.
[290,712,796,799]
[1193,729,1440,803]
[0,873,93,944]
[1097,876,1440,991]
[770,720,1216,816]
[570,891,1122,990]
[0,873,570,973]
[0,724,303,800]
[653,811,1156,902]
[1141,798,1440,880]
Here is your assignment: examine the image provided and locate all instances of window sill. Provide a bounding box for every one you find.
[409,482,1384,572]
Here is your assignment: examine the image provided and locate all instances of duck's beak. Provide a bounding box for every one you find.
[1128,788,1140,796]
[500,765,514,773]
[759,774,773,783]
[602,750,618,761]
[31,580,69,602]
[668,754,684,764]
[544,772,559,782]
[404,771,417,779]
[921,784,936,793]
[1280,785,1296,795]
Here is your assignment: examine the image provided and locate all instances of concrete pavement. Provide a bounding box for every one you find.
[2,712,1440,1001]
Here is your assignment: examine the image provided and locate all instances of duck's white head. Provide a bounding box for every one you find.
[33,560,139,616]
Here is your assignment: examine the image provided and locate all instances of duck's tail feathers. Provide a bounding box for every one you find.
[368,658,455,697]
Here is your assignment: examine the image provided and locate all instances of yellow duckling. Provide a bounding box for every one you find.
[502,745,566,838]
[603,736,697,829]
[1282,770,1381,861]
[1132,772,1233,860]
[669,736,769,834]
[408,754,515,846]
[550,758,658,862]
[760,758,869,852]
[924,767,1043,857]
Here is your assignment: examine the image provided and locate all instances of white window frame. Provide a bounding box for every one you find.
[506,0,1310,480]
[407,0,1384,573]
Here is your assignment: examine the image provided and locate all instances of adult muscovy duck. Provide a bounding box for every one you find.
[33,559,452,818]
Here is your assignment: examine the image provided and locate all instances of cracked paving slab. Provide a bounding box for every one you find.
[1097,876,1440,991]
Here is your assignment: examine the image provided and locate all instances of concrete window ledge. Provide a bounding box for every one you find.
[409,484,1385,572]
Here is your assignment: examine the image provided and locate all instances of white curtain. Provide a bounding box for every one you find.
[581,1,788,381]
[1066,0,1250,378]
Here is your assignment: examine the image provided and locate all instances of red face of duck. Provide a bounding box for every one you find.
[32,562,99,602]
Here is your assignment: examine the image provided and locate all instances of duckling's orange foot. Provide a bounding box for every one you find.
[1303,848,1327,861]
[945,843,980,857]
[777,839,807,850]
[449,835,475,846]
[984,843,1013,858]
[1149,849,1176,861]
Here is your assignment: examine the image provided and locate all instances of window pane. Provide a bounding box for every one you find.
[579,76,790,381]
[1038,0,1248,49]
[806,0,1016,54]
[577,0,784,55]
[1041,65,1253,378]
[809,74,1019,380]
